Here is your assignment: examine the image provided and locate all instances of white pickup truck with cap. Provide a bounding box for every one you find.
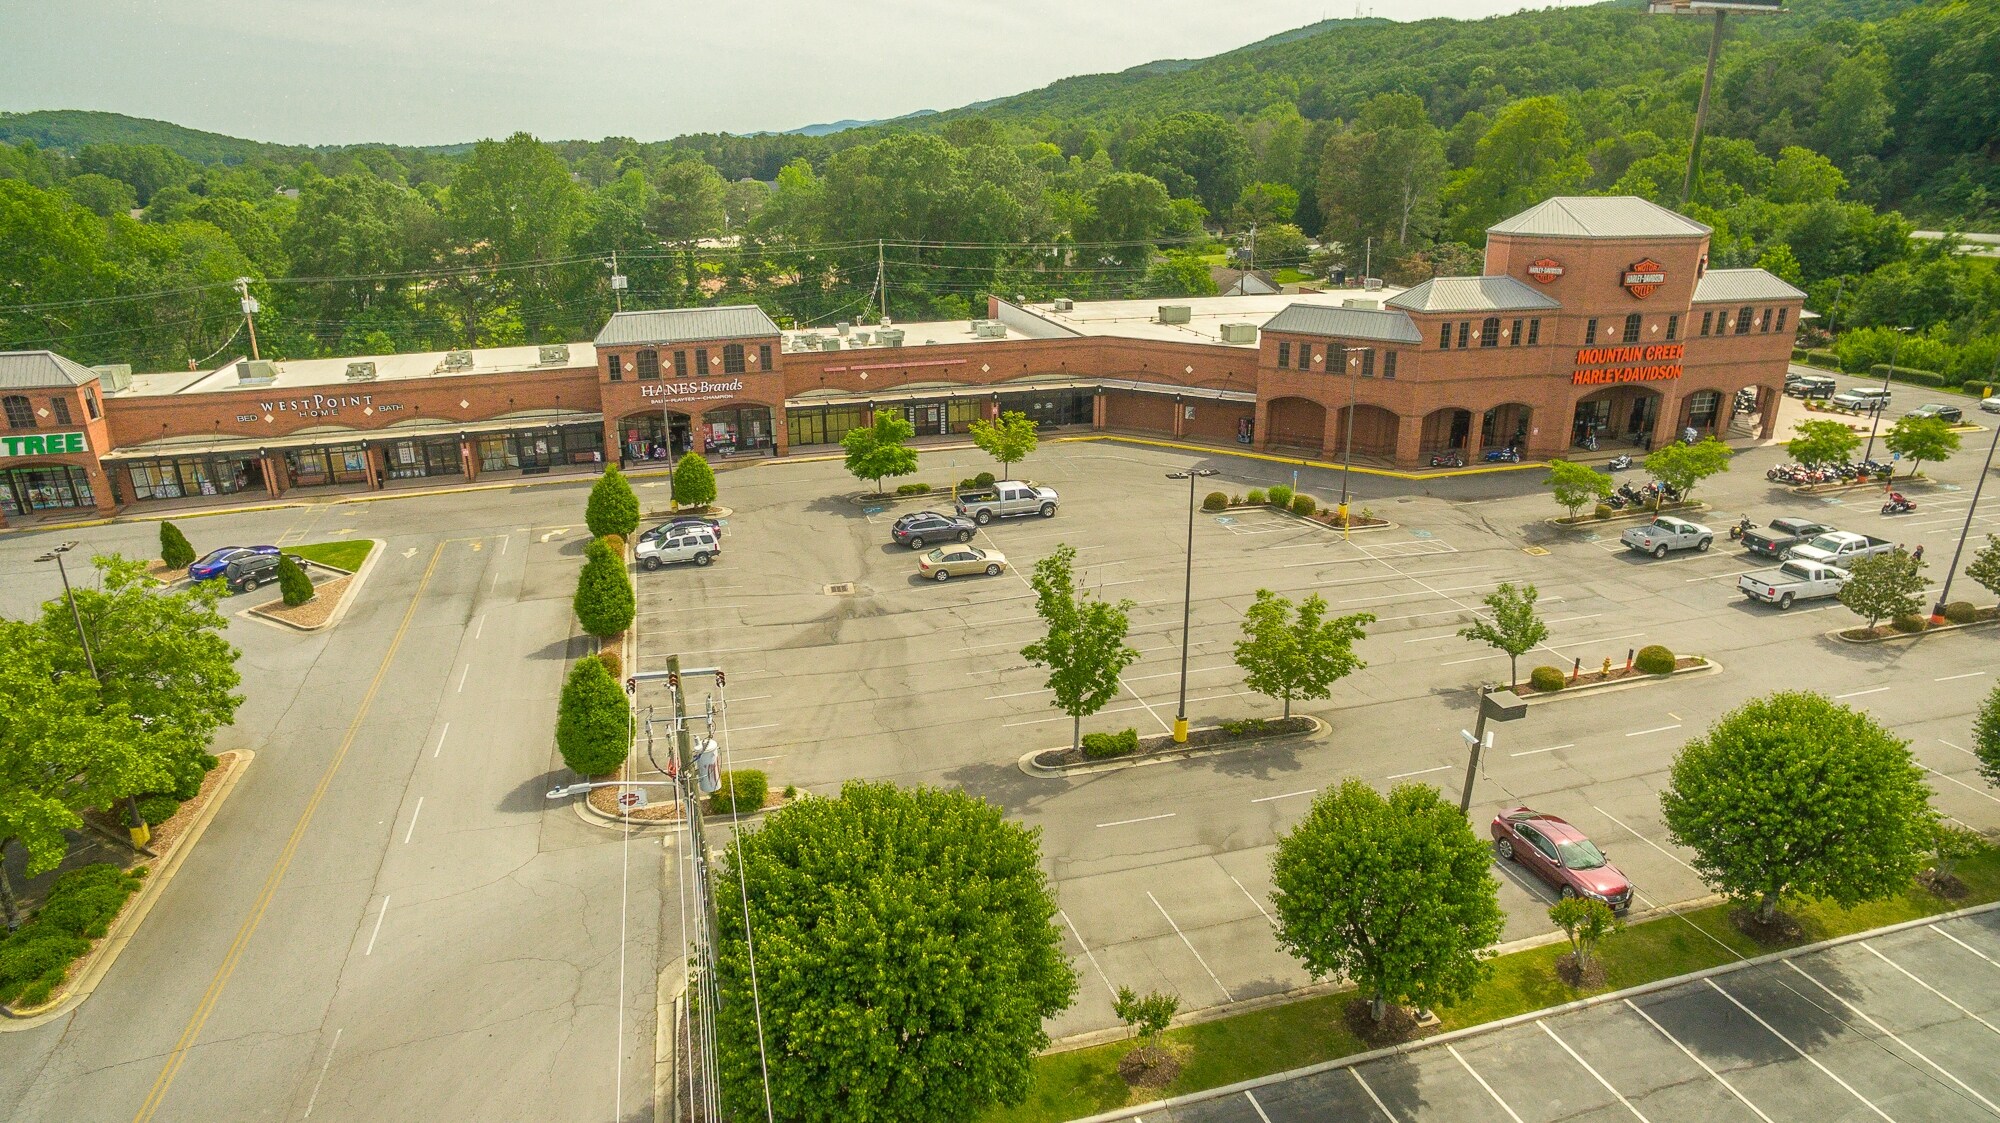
[1738,559,1850,609]
[954,480,1059,524]
[1620,516,1714,558]
[1784,530,1895,569]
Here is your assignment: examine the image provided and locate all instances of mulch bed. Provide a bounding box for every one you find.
[1842,606,2000,640]
[584,778,786,823]
[1305,513,1391,531]
[247,575,352,629]
[1555,952,1608,990]
[1343,999,1433,1048]
[1921,870,1969,900]
[1033,716,1316,769]
[143,560,187,584]
[1730,906,1806,946]
[1118,1043,1186,1090]
[1512,656,1707,696]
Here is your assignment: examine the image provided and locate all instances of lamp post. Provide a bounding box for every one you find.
[1927,417,2000,623]
[35,542,149,848]
[1332,345,1370,534]
[1457,686,1528,816]
[1861,325,1914,467]
[1165,467,1218,743]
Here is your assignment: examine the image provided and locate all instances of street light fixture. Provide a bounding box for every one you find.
[1861,325,1914,467]
[1165,467,1219,744]
[34,542,150,848]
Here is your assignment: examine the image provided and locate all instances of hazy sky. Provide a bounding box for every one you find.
[3,1,1551,146]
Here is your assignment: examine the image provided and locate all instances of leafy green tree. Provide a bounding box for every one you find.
[573,538,634,639]
[841,409,920,494]
[1232,590,1373,719]
[1317,93,1447,254]
[1786,419,1861,468]
[1443,97,1590,241]
[711,781,1076,1123]
[650,157,728,299]
[1112,987,1179,1067]
[1660,692,1937,926]
[1548,896,1621,978]
[1125,112,1253,217]
[61,173,138,217]
[1458,582,1549,688]
[1839,549,1926,629]
[1251,222,1309,270]
[1544,459,1613,518]
[1235,182,1299,226]
[1883,415,1960,478]
[158,521,195,570]
[1929,822,1982,883]
[968,410,1039,477]
[1271,779,1502,1022]
[585,465,641,538]
[276,555,314,607]
[444,132,581,342]
[1022,544,1140,751]
[554,655,628,776]
[671,451,717,509]
[1968,536,2000,603]
[1972,682,1999,789]
[1642,438,1731,505]
[1079,173,1174,257]
[281,175,437,351]
[1144,251,1218,296]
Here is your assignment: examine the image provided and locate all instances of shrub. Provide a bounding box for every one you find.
[158,521,195,569]
[1593,503,1613,520]
[671,452,717,508]
[1081,729,1140,759]
[1290,493,1317,517]
[171,759,211,801]
[1246,488,1267,505]
[585,465,641,538]
[1202,492,1229,511]
[1268,484,1294,508]
[957,477,981,490]
[595,647,623,682]
[573,538,635,638]
[1892,614,1927,633]
[136,794,182,826]
[975,471,996,488]
[556,655,629,776]
[1529,666,1567,692]
[598,533,625,556]
[1634,645,1676,674]
[782,785,798,800]
[0,864,143,1006]
[709,769,768,815]
[1963,381,1994,399]
[1944,601,1980,625]
[1231,494,1244,505]
[895,481,932,495]
[1870,363,1947,387]
[277,555,314,607]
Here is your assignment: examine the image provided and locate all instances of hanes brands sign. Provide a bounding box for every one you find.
[641,379,743,402]
[1622,259,1667,299]
[1571,343,1684,386]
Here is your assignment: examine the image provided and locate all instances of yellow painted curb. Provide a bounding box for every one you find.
[1069,434,1547,480]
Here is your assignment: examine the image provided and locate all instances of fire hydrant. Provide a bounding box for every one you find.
[1602,657,1613,679]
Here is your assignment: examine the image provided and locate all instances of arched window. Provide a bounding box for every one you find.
[723,343,746,374]
[1480,317,1500,348]
[1622,313,1642,343]
[3,395,34,430]
[1734,306,1754,335]
[635,349,661,380]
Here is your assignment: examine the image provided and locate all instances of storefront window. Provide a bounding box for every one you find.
[702,405,773,454]
[125,455,257,500]
[285,444,370,488]
[1,465,95,514]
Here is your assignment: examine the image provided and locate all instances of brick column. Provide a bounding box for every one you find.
[1172,396,1186,439]
[363,444,382,489]
[1394,413,1425,465]
[258,454,280,497]
[770,405,789,457]
[1251,398,1271,452]
[461,437,479,483]
[1092,390,1106,431]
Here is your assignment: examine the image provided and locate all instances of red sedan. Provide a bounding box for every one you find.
[1490,807,1633,912]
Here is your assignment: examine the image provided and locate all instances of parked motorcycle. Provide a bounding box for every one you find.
[1615,483,1645,507]
[1429,449,1465,468]
[1729,515,1756,541]
[1604,454,1632,472]
[1483,447,1522,463]
[1581,431,1599,452]
[1882,492,1916,515]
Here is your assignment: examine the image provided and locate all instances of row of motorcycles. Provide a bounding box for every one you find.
[1764,459,1895,485]
[1603,479,1685,511]
[1428,447,1522,468]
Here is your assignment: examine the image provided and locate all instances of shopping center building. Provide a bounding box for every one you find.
[0,196,1804,527]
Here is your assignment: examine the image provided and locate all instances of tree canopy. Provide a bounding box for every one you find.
[585,466,642,539]
[841,409,920,493]
[1458,582,1549,688]
[1232,590,1372,719]
[1021,544,1140,751]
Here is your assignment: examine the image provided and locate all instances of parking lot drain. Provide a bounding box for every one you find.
[823,582,856,596]
[1523,546,1550,556]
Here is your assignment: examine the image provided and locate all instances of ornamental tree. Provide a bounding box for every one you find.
[672,451,717,509]
[1021,544,1139,751]
[1883,415,1959,479]
[158,521,195,569]
[711,781,1076,1123]
[841,409,920,494]
[554,654,628,776]
[276,555,314,607]
[585,464,641,538]
[1787,418,1860,468]
[1642,437,1731,504]
[1458,582,1549,688]
[1112,987,1179,1069]
[1544,458,1612,518]
[968,410,1039,478]
[1965,535,2000,602]
[1232,590,1373,718]
[1839,549,1926,629]
[573,538,635,639]
[1271,779,1503,1021]
[1660,691,1937,926]
[1548,896,1621,978]
[1974,682,2000,789]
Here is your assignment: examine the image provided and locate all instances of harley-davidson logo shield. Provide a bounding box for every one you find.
[1622,259,1666,299]
[1526,259,1564,284]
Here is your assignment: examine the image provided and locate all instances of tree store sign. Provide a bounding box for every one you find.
[640,379,743,404]
[1570,343,1685,386]
[0,431,88,458]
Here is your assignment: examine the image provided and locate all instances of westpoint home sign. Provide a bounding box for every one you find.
[0,431,89,457]
[253,392,406,421]
[1570,343,1685,386]
[640,379,744,403]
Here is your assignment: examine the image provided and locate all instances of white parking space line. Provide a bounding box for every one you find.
[1228,874,1276,927]
[1939,739,1976,757]
[1624,998,1778,1123]
[1251,788,1317,803]
[1626,724,1682,737]
[1448,1044,1526,1123]
[1494,859,1557,904]
[1352,1068,1398,1121]
[1591,806,1700,874]
[1098,813,1176,829]
[1148,891,1233,1002]
[1925,766,2000,805]
[1783,959,2000,1115]
[1930,925,2000,967]
[1862,942,2000,1036]
[1058,909,1115,999]
[1511,743,1573,757]
[1539,1020,1652,1121]
[1386,765,1452,780]
[1936,672,1987,682]
[1243,1090,1276,1123]
[1705,978,1896,1122]
[1834,686,1892,699]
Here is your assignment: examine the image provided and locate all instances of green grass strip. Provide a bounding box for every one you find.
[288,539,373,572]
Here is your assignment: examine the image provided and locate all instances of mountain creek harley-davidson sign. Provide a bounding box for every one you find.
[1622,259,1667,299]
[1571,343,1684,385]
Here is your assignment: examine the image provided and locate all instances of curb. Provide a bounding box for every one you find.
[1545,502,1710,531]
[1084,434,1547,481]
[1828,616,2000,644]
[848,491,951,507]
[1071,899,2000,1123]
[1,749,256,1029]
[1786,477,1919,497]
[1509,658,1722,706]
[1017,717,1329,778]
[239,539,384,633]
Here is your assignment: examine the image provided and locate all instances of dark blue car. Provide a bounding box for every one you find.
[188,545,278,581]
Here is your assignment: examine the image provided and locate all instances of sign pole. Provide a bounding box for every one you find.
[1680,9,1726,207]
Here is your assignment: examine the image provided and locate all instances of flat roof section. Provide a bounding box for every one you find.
[1013,285,1411,345]
[114,342,600,398]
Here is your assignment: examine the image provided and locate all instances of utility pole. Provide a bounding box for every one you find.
[877,239,888,323]
[1247,223,1258,271]
[669,654,720,967]
[235,277,261,361]
[609,251,628,313]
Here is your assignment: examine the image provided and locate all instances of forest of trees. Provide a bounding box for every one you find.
[0,0,1994,379]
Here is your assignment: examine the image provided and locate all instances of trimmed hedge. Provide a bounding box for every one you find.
[1529,666,1566,692]
[1963,381,1995,399]
[1870,363,1947,387]
[709,769,768,815]
[1892,614,1928,633]
[895,482,932,495]
[1081,728,1140,759]
[1593,503,1614,520]
[276,555,314,607]
[1634,644,1675,675]
[1290,493,1317,517]
[136,794,182,826]
[1944,601,1980,625]
[159,521,195,569]
[1202,492,1229,511]
[1268,484,1294,508]
[595,647,623,683]
[1246,488,1267,505]
[0,864,145,1008]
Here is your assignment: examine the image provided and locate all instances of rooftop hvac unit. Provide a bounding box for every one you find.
[90,363,133,392]
[1218,323,1258,344]
[974,323,1007,339]
[1341,298,1381,310]
[1158,305,1192,325]
[820,338,842,351]
[1362,277,1384,291]
[1053,298,1074,312]
[879,316,893,328]
[441,350,474,371]
[853,331,873,345]
[878,329,906,347]
[345,362,378,381]
[836,321,850,336]
[235,359,278,384]
[538,344,571,365]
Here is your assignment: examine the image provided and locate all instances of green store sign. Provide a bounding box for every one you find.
[0,432,89,458]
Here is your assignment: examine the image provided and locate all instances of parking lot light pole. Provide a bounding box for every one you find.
[34,542,151,848]
[1166,468,1218,743]
[1334,346,1368,530]
[1862,325,1914,467]
[1927,417,2000,623]
[1457,685,1527,816]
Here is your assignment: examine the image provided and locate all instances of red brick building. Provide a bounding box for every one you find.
[0,196,1802,527]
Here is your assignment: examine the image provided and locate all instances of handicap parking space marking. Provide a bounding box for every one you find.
[1410,529,1434,538]
[1214,516,1236,525]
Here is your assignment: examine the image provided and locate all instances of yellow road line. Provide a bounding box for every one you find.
[132,541,446,1122]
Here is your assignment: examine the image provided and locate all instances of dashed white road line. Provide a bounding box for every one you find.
[402,796,423,845]
[1148,891,1233,1002]
[1936,672,1986,682]
[301,1028,343,1119]
[1623,998,1777,1123]
[1251,788,1318,803]
[1098,813,1176,829]
[1448,1044,1526,1123]
[1625,724,1681,737]
[1835,686,1892,699]
[457,665,469,692]
[1386,764,1453,780]
[1539,1020,1652,1121]
[364,896,390,956]
[1705,978,1896,1122]
[431,722,448,758]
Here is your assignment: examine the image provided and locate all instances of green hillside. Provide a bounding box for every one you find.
[0,109,306,164]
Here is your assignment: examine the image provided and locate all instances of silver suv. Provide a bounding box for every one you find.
[1832,387,1891,413]
[635,526,721,570]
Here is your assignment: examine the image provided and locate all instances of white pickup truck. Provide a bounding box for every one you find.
[1620,516,1714,558]
[955,480,1060,524]
[1738,559,1850,609]
[1784,530,1896,569]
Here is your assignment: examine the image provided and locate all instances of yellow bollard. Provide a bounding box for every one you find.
[1173,716,1189,744]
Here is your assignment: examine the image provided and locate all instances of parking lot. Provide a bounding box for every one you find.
[1109,907,2000,1123]
[629,412,2000,1040]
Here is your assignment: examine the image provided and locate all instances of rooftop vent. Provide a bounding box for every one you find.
[440,350,474,372]
[345,362,378,381]
[90,363,133,392]
[1362,277,1384,291]
[235,359,278,384]
[1218,323,1258,344]
[879,316,893,328]
[878,329,906,347]
[1053,298,1074,312]
[836,321,851,336]
[973,322,1007,339]
[538,344,571,365]
[820,338,842,351]
[1341,298,1381,310]
[1158,305,1192,325]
